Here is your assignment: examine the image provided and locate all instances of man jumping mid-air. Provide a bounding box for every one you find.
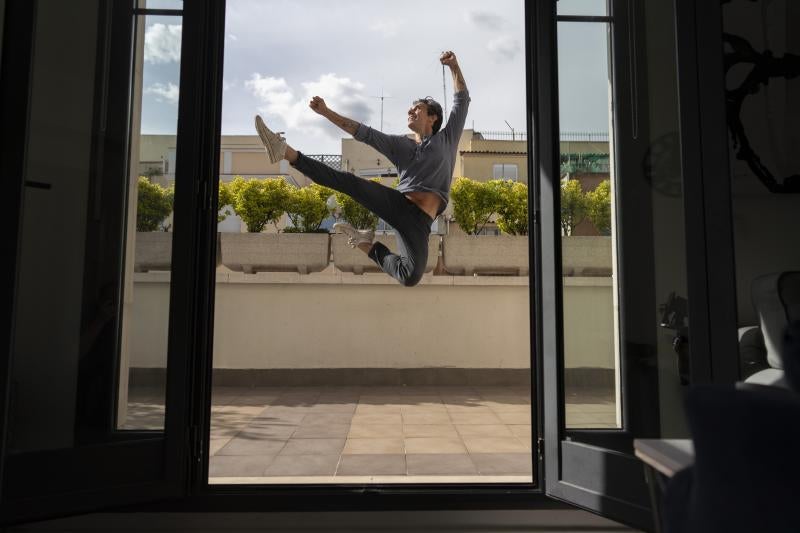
[255,50,469,287]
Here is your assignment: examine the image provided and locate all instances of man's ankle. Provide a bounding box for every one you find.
[286,146,299,164]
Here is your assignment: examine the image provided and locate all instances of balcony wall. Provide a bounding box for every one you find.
[127,273,615,385]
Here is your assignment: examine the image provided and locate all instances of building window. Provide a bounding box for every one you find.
[492,163,518,181]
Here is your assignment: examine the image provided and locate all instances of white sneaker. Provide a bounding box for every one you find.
[254,115,287,163]
[333,222,374,248]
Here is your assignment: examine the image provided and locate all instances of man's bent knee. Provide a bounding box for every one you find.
[401,269,425,287]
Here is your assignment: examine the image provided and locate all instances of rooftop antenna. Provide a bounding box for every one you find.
[504,120,516,141]
[371,89,394,131]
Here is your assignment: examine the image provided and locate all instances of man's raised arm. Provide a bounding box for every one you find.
[440,51,466,93]
[309,96,360,135]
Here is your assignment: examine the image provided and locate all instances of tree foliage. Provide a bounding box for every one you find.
[450,177,500,235]
[285,183,334,233]
[218,181,234,223]
[585,179,612,235]
[137,176,173,231]
[488,179,528,236]
[560,178,587,236]
[227,176,291,233]
[334,178,380,230]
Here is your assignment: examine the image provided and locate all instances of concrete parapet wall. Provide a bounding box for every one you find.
[128,273,615,373]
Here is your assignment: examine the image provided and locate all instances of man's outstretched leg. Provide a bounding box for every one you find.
[254,115,430,286]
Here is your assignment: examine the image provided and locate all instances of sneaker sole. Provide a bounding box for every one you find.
[254,115,282,164]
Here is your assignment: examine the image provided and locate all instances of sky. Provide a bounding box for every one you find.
[140,0,612,154]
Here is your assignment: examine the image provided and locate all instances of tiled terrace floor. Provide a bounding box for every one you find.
[124,385,616,484]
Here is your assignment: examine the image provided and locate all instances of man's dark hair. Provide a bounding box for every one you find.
[414,97,443,134]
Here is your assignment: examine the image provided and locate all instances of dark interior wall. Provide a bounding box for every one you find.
[724,0,800,325]
[642,0,689,436]
[9,0,100,452]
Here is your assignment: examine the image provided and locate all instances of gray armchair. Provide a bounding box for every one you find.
[740,271,800,386]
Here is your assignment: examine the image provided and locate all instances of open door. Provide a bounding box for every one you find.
[533,0,734,529]
[0,0,225,524]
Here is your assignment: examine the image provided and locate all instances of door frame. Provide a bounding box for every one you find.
[0,0,227,523]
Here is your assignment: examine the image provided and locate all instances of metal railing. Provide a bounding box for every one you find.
[560,153,611,174]
[475,130,609,142]
[305,154,342,170]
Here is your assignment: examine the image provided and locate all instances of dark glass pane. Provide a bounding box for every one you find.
[118,15,183,431]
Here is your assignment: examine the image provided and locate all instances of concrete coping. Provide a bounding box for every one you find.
[133,271,613,287]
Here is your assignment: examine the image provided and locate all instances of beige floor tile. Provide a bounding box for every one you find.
[263,454,340,477]
[208,455,275,477]
[400,405,448,415]
[337,454,406,475]
[216,437,287,456]
[403,424,460,438]
[208,437,232,456]
[402,412,451,425]
[308,403,357,413]
[354,404,403,414]
[482,401,532,413]
[462,436,529,453]
[292,424,350,438]
[455,424,514,437]
[445,405,497,415]
[508,425,532,438]
[351,413,402,425]
[406,454,478,475]
[449,412,505,425]
[342,438,405,455]
[238,424,298,440]
[494,412,531,425]
[348,424,403,438]
[279,438,345,456]
[301,413,354,425]
[470,453,533,475]
[404,437,467,454]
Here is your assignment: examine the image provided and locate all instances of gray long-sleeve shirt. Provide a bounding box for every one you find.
[353,90,471,216]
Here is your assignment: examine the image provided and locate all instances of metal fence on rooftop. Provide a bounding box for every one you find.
[475,131,609,142]
[305,154,342,170]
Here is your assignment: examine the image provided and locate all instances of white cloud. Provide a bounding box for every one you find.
[487,36,521,62]
[367,18,403,38]
[228,33,239,41]
[245,73,372,141]
[223,79,236,92]
[144,82,180,105]
[144,23,182,64]
[465,11,508,30]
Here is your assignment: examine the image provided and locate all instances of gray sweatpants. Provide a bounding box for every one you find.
[292,153,433,287]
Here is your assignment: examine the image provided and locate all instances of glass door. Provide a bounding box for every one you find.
[535,0,725,529]
[0,0,222,523]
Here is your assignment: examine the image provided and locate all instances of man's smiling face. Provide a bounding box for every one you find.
[407,101,436,136]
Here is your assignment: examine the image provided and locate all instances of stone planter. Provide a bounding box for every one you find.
[134,232,172,272]
[331,234,440,274]
[561,236,612,276]
[220,232,330,274]
[442,235,528,276]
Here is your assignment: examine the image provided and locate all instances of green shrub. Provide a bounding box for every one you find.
[560,178,587,236]
[218,181,234,223]
[285,183,334,233]
[585,179,612,235]
[488,179,528,236]
[137,176,173,231]
[335,178,380,230]
[227,176,291,233]
[450,177,500,235]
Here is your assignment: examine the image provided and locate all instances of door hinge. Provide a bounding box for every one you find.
[536,437,544,460]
